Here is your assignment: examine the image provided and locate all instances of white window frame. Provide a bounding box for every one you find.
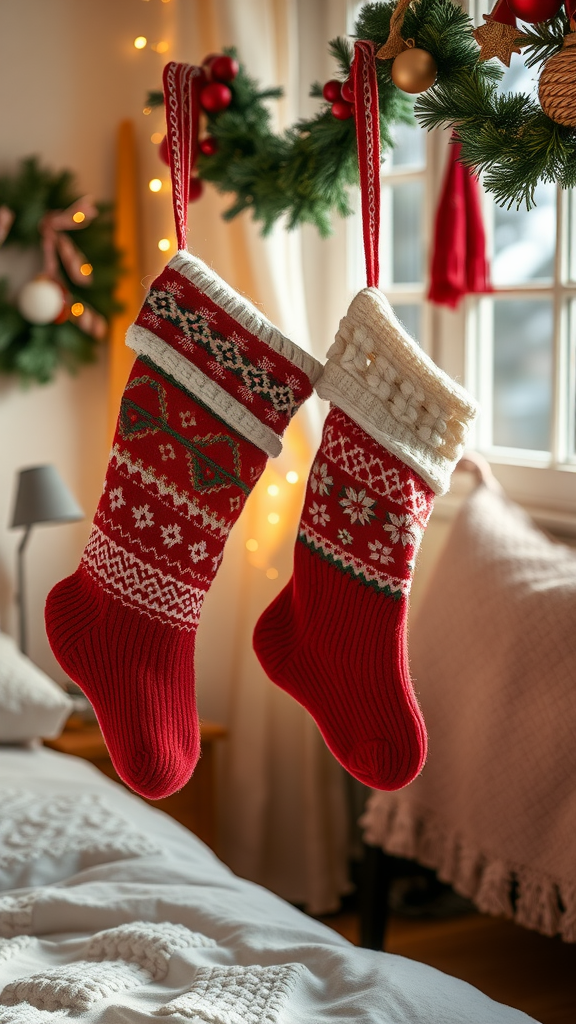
[346,0,576,534]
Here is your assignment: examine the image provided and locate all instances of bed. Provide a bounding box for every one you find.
[0,634,540,1024]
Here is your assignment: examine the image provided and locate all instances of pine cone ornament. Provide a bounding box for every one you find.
[539,32,576,126]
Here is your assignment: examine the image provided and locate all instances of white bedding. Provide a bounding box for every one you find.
[0,746,539,1023]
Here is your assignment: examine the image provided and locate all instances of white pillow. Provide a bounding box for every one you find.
[0,633,73,742]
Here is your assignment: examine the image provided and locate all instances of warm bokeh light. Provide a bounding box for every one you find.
[143,106,152,116]
[267,484,280,497]
[286,471,299,484]
[72,211,85,224]
[245,539,259,552]
[80,263,92,276]
[149,178,162,192]
[266,568,279,580]
[134,36,147,49]
[158,238,171,252]
[71,302,84,316]
[152,41,169,53]
[267,512,280,525]
[151,132,163,144]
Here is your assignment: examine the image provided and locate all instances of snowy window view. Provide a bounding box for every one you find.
[370,6,576,467]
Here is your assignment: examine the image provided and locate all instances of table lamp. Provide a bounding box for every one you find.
[10,465,84,655]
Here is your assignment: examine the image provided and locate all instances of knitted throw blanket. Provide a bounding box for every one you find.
[361,480,576,941]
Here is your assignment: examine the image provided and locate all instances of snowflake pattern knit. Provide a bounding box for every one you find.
[45,251,320,800]
[254,287,478,790]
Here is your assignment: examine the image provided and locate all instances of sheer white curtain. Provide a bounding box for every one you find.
[168,0,354,913]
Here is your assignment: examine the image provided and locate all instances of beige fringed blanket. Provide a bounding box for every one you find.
[360,477,576,941]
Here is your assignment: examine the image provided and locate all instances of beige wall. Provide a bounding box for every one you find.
[0,0,178,674]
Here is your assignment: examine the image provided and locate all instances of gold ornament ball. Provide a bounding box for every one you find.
[391,47,438,95]
[538,33,576,128]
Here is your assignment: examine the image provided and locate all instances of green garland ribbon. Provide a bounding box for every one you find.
[0,157,121,385]
[148,0,576,228]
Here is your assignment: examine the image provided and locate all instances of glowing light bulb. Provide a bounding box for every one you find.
[71,302,84,316]
[80,263,93,276]
[245,539,259,552]
[72,211,85,224]
[134,36,147,50]
[151,132,163,145]
[152,41,169,53]
[267,512,280,525]
[267,484,280,497]
[266,568,279,580]
[143,106,152,115]
[286,471,299,484]
[158,238,171,252]
[149,178,162,192]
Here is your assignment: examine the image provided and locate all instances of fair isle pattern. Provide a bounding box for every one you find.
[135,266,311,433]
[143,288,302,419]
[300,522,409,597]
[322,407,433,522]
[298,408,434,597]
[156,963,307,1023]
[126,325,282,458]
[81,527,205,629]
[82,362,267,630]
[109,445,231,541]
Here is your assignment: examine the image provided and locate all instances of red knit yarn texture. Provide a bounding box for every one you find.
[45,264,313,800]
[253,406,435,790]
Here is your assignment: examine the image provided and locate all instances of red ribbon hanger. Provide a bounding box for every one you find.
[352,40,381,290]
[162,62,203,252]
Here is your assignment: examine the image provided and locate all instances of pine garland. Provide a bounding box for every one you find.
[416,11,576,208]
[148,0,576,223]
[0,157,121,385]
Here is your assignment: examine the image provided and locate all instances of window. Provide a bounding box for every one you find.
[347,0,576,527]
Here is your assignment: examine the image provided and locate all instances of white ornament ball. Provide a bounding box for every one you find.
[17,277,65,325]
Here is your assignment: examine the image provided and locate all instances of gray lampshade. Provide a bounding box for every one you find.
[10,465,84,528]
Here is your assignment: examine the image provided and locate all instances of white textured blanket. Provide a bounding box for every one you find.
[0,744,538,1023]
[361,481,576,942]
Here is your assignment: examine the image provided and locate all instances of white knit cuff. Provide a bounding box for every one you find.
[169,251,323,386]
[126,324,282,457]
[315,288,478,495]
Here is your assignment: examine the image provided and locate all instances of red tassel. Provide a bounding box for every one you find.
[427,138,492,309]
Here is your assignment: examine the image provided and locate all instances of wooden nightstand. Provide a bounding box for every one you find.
[45,717,228,853]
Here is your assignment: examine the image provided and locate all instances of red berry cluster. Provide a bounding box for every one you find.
[158,52,239,202]
[322,78,355,120]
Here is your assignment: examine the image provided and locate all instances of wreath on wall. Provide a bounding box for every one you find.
[0,158,121,385]
[147,0,576,229]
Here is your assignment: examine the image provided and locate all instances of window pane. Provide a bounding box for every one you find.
[393,304,421,345]
[568,191,576,285]
[492,182,556,285]
[492,299,553,451]
[390,119,425,169]
[570,300,576,459]
[498,47,538,100]
[391,182,424,284]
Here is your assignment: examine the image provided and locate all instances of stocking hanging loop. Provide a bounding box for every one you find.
[162,62,202,252]
[352,41,381,290]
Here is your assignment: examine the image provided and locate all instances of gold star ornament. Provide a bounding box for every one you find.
[473,15,528,66]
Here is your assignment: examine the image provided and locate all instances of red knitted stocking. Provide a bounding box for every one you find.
[46,61,320,800]
[254,289,477,790]
[45,255,319,799]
